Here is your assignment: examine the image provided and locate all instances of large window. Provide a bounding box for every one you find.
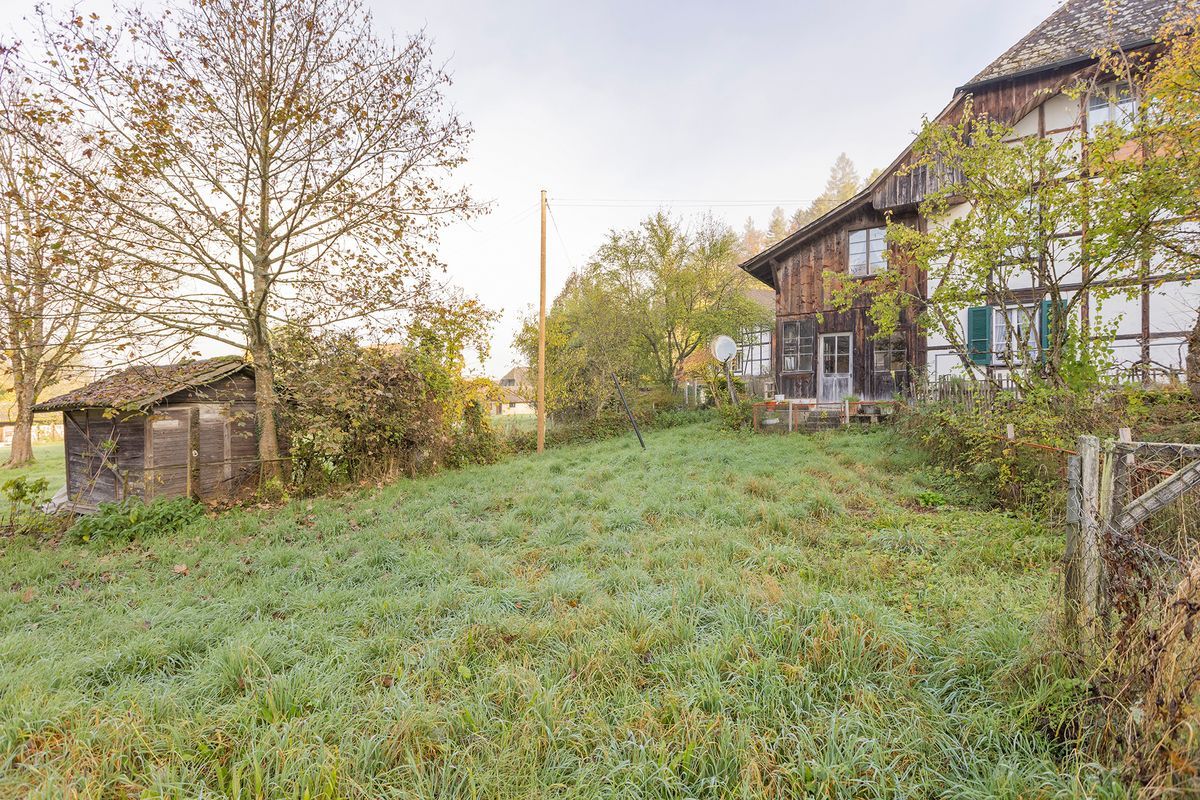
[734,326,771,377]
[873,336,907,373]
[992,305,1039,364]
[781,318,815,373]
[849,227,887,277]
[1087,82,1135,135]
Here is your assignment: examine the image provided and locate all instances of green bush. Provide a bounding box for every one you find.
[1,476,64,537]
[900,383,1190,516]
[69,497,203,545]
[717,400,753,431]
[273,324,501,488]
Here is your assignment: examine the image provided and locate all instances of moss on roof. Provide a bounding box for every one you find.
[33,357,250,413]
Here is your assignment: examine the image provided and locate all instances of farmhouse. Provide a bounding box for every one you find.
[740,0,1197,402]
[32,357,258,512]
[491,367,535,416]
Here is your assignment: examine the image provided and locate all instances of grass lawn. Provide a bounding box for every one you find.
[489,413,538,434]
[0,423,1125,798]
[0,442,65,494]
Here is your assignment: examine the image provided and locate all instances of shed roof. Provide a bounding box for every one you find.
[963,0,1176,89]
[33,356,251,413]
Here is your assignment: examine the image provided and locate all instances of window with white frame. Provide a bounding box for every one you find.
[848,227,887,277]
[873,335,907,373]
[734,326,772,377]
[992,305,1039,364]
[1087,82,1136,135]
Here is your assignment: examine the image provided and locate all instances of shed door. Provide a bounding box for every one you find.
[144,408,199,500]
[818,333,853,404]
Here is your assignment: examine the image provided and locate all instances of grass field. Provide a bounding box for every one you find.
[0,442,65,494]
[0,423,1126,798]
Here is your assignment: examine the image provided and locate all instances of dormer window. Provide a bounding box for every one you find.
[1087,82,1135,135]
[849,227,887,277]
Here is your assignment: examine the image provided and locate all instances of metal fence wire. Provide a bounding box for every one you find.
[1065,436,1200,791]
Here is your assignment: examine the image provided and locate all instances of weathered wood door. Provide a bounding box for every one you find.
[818,333,852,403]
[144,407,200,500]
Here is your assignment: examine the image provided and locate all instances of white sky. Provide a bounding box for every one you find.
[3,0,1066,377]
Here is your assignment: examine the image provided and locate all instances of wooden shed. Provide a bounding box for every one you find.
[32,357,258,512]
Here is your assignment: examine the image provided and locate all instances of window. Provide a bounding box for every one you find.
[1087,82,1135,135]
[849,227,887,277]
[992,305,1039,364]
[873,336,907,373]
[734,326,771,377]
[822,333,851,376]
[781,318,815,373]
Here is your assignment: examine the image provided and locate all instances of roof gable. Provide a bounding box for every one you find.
[33,357,251,413]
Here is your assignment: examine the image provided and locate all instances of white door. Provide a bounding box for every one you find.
[819,333,853,403]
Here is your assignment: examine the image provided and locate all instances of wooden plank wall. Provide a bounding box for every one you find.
[872,67,1079,212]
[770,204,923,401]
[162,371,258,500]
[64,409,147,509]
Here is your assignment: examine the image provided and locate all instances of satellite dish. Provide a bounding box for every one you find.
[710,335,737,363]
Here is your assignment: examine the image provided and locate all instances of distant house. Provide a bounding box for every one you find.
[740,0,1197,402]
[491,367,535,416]
[32,357,258,512]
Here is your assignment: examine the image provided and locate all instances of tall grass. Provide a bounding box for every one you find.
[0,423,1127,798]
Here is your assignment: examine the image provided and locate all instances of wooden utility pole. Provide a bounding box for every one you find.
[537,189,547,454]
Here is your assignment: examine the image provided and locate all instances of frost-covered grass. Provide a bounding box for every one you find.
[0,423,1127,798]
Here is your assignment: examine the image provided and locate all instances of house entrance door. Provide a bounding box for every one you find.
[818,333,853,403]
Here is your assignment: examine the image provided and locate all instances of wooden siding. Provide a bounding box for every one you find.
[60,370,259,509]
[774,310,920,402]
[768,205,923,401]
[872,66,1080,212]
[64,409,147,510]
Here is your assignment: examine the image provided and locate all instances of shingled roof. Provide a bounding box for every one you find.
[33,357,251,413]
[963,0,1178,89]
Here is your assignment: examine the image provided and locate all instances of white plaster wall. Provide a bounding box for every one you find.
[919,90,1198,383]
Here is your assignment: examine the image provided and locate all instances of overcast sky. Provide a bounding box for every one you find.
[6,0,1066,375]
[373,0,1064,375]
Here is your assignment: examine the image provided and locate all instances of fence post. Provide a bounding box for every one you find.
[1064,454,1083,642]
[1069,435,1104,645]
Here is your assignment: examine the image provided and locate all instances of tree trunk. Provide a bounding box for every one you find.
[250,343,283,483]
[5,381,35,468]
[1188,310,1200,402]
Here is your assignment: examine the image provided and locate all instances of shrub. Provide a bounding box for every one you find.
[0,476,64,536]
[273,322,501,488]
[717,400,753,431]
[70,496,203,545]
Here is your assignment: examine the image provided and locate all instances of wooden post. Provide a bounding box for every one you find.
[1074,436,1103,639]
[536,189,547,454]
[723,358,737,407]
[1064,454,1083,641]
[186,407,200,500]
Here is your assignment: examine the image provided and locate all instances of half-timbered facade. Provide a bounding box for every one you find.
[741,0,1196,401]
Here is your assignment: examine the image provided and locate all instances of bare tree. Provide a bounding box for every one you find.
[19,0,475,476]
[0,62,129,468]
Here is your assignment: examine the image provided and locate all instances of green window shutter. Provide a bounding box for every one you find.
[1040,299,1052,358]
[966,306,992,365]
[1040,298,1070,360]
